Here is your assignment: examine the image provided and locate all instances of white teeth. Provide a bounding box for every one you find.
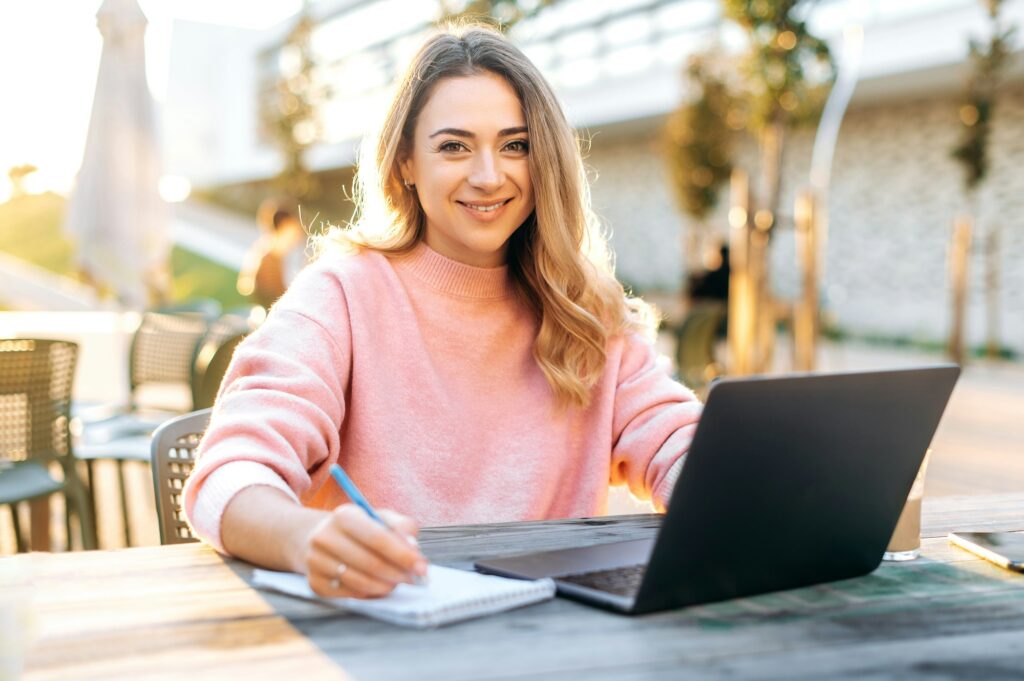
[464,201,505,212]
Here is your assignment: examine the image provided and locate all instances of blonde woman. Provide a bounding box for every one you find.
[183,24,702,600]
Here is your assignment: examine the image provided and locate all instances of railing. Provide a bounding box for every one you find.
[256,0,998,147]
[258,0,721,145]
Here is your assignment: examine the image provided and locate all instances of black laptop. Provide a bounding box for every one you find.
[475,366,960,614]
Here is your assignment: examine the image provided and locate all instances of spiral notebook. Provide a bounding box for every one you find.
[252,565,556,628]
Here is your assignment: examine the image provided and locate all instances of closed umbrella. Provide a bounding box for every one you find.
[65,0,169,309]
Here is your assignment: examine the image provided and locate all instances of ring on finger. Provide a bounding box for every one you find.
[329,562,348,590]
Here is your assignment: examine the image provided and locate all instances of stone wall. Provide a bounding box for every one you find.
[586,85,1024,355]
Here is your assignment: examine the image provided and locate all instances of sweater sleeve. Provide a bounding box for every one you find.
[608,332,703,512]
[182,264,352,553]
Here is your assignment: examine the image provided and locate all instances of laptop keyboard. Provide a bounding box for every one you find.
[557,563,646,597]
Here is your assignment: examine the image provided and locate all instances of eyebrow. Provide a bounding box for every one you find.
[428,126,529,139]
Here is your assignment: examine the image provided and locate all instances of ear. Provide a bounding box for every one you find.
[398,155,415,186]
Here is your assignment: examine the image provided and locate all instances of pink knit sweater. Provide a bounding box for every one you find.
[184,243,703,553]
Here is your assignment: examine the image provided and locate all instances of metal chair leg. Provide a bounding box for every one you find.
[86,459,100,547]
[116,459,132,547]
[65,500,73,551]
[10,503,27,553]
[62,461,98,551]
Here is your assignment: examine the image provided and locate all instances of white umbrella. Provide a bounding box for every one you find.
[65,0,169,309]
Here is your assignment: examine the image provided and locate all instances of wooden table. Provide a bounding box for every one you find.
[12,493,1024,681]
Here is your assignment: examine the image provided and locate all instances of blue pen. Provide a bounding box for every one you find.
[329,463,428,584]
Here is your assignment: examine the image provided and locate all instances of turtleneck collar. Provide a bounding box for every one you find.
[394,242,514,299]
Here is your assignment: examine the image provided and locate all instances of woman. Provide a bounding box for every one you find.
[183,24,702,600]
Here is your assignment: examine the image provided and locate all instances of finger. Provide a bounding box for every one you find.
[336,506,427,575]
[309,534,413,587]
[378,509,420,543]
[307,567,391,600]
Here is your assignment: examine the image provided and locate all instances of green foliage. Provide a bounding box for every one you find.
[721,0,835,132]
[664,1,834,223]
[0,192,75,275]
[951,0,1017,191]
[665,56,738,220]
[439,0,557,29]
[0,193,246,311]
[259,11,325,200]
[169,248,248,311]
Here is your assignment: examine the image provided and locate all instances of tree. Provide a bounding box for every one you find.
[665,53,739,284]
[718,0,835,374]
[666,55,738,226]
[949,0,1016,361]
[7,164,38,200]
[259,9,325,201]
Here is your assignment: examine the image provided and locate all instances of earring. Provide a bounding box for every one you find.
[403,180,415,190]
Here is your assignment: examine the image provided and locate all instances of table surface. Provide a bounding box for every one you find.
[12,493,1024,681]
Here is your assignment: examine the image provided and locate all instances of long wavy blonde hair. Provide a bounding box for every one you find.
[329,23,657,407]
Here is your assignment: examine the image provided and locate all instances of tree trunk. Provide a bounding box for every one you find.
[793,189,819,371]
[760,119,786,220]
[985,222,1001,358]
[727,170,756,376]
[751,120,786,374]
[948,216,973,365]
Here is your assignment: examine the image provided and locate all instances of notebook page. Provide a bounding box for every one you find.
[252,565,555,628]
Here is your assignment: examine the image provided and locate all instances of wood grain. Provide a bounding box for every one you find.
[14,494,1024,681]
[20,545,349,681]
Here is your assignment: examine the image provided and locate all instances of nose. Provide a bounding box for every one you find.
[467,150,504,193]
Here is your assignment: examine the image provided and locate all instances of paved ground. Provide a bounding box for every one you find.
[2,336,1021,553]
[817,341,1024,497]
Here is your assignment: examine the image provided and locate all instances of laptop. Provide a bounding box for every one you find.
[475,365,960,614]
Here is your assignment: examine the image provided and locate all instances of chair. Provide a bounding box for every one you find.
[75,307,215,546]
[0,339,97,551]
[150,409,210,545]
[673,303,727,391]
[190,313,253,410]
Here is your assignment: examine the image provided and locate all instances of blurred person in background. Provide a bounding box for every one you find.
[237,199,308,309]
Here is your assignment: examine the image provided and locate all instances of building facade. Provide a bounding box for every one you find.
[165,0,1024,354]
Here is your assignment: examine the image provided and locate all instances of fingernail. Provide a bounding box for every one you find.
[415,559,429,576]
[405,535,419,547]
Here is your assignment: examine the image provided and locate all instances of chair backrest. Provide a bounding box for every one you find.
[150,409,211,545]
[191,314,252,409]
[128,311,211,406]
[674,303,727,389]
[0,339,77,464]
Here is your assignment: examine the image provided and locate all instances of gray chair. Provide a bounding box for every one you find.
[0,339,97,551]
[673,302,727,392]
[190,313,252,410]
[149,409,210,545]
[76,308,213,546]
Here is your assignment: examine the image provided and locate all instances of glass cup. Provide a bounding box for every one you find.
[883,449,931,561]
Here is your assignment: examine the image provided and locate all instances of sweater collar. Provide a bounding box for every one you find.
[396,242,514,299]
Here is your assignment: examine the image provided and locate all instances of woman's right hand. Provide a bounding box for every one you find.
[300,504,429,599]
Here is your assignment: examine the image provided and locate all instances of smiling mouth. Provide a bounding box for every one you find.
[458,199,512,213]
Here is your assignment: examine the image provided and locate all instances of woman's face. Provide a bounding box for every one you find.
[401,72,535,268]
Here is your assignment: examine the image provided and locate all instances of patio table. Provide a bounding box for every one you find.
[13,493,1024,680]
